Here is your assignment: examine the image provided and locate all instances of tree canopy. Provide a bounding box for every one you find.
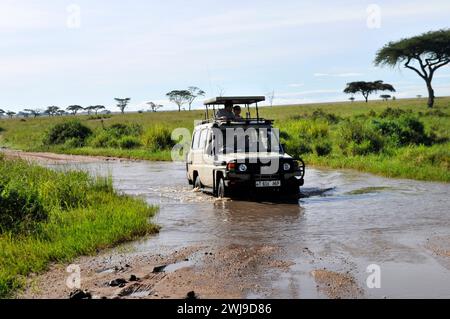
[166,90,191,112]
[67,105,83,115]
[45,106,60,116]
[344,81,395,102]
[187,87,205,111]
[375,29,450,108]
[115,98,131,114]
[147,102,164,112]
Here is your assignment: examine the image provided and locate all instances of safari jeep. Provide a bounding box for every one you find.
[186,96,305,198]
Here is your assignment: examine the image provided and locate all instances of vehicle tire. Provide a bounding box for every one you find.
[283,183,300,198]
[194,175,202,190]
[217,177,228,198]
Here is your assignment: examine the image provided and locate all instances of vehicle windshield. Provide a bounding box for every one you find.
[213,127,282,154]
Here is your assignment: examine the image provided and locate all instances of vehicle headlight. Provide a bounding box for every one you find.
[238,164,248,172]
[283,163,291,171]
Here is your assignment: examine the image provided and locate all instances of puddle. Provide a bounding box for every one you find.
[300,187,335,198]
[46,160,450,298]
[346,186,392,195]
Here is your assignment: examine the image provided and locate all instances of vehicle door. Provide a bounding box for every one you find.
[200,129,216,187]
[188,129,201,181]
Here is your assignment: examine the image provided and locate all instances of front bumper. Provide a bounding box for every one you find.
[224,171,304,190]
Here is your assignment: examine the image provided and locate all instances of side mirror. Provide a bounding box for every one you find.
[281,143,286,153]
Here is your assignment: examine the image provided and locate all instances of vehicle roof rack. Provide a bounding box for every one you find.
[197,118,274,126]
[202,96,266,122]
[204,96,265,106]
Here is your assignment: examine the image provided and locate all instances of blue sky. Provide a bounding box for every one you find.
[1,0,449,112]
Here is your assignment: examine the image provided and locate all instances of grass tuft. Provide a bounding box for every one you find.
[0,158,159,298]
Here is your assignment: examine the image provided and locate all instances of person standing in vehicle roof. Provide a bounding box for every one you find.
[216,101,235,120]
[233,105,244,121]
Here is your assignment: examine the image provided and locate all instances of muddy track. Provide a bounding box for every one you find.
[3,150,450,299]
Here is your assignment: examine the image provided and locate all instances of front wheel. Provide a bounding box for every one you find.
[216,177,229,198]
[194,175,202,190]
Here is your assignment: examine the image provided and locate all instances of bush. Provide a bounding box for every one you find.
[289,110,341,124]
[0,158,157,298]
[313,141,332,156]
[142,126,175,151]
[368,110,377,117]
[0,180,46,234]
[87,114,112,120]
[310,109,341,124]
[89,130,111,148]
[63,137,86,148]
[89,123,144,149]
[372,115,430,147]
[337,120,384,155]
[424,109,448,117]
[280,120,330,157]
[118,136,141,149]
[0,158,114,235]
[44,121,92,146]
[398,145,450,171]
[284,139,312,157]
[380,107,408,118]
[107,123,143,138]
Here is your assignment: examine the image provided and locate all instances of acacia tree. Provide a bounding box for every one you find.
[380,94,392,101]
[147,102,163,112]
[94,105,105,115]
[344,81,395,103]
[84,106,96,115]
[0,109,5,117]
[166,90,191,112]
[45,106,60,116]
[24,109,41,118]
[375,29,450,108]
[18,111,29,118]
[349,96,355,103]
[114,98,131,114]
[67,105,83,115]
[6,111,16,118]
[187,87,205,111]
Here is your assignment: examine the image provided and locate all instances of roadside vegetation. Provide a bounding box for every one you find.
[1,97,449,182]
[278,104,449,182]
[0,155,159,297]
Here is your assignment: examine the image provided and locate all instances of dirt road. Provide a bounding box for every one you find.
[4,150,450,299]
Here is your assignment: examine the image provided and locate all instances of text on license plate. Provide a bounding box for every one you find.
[255,180,281,188]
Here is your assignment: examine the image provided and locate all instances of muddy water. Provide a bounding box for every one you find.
[48,160,450,299]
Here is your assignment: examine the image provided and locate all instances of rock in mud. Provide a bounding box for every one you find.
[69,289,92,300]
[108,278,128,287]
[129,275,139,282]
[152,265,167,273]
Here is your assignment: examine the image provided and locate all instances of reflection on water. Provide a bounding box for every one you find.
[47,160,450,298]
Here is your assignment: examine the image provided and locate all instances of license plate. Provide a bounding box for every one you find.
[255,180,281,188]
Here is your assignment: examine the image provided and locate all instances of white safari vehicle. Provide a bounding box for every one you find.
[186,96,305,198]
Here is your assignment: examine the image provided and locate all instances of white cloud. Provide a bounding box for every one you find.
[288,83,305,88]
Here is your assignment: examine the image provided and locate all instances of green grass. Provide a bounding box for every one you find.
[0,156,159,298]
[0,97,449,182]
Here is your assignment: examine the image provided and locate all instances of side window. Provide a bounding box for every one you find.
[198,129,208,150]
[205,130,214,155]
[192,130,200,150]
